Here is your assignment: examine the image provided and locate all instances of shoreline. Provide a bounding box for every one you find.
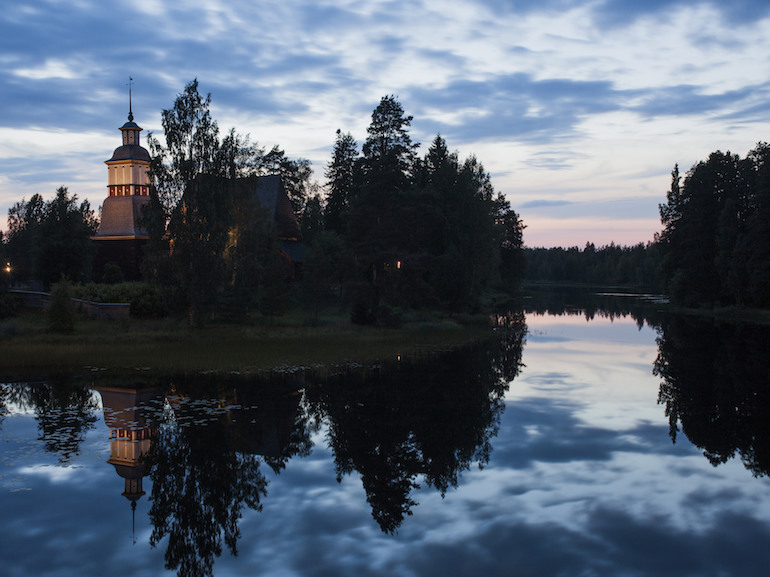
[0,309,494,374]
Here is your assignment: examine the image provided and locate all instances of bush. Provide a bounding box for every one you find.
[48,279,76,333]
[101,262,124,284]
[70,282,171,318]
[350,282,378,325]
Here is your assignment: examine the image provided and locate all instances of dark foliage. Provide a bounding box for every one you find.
[47,278,76,333]
[658,144,770,307]
[5,187,97,287]
[325,101,526,316]
[525,242,664,289]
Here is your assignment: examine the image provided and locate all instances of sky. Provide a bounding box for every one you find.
[2,0,770,248]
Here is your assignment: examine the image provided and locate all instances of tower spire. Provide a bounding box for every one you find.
[127,76,134,122]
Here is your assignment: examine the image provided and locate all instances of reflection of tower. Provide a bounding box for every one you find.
[96,386,164,541]
[91,79,153,280]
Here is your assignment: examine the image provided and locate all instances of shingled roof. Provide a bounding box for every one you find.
[253,174,302,240]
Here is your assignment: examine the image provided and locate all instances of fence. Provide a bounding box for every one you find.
[10,290,131,320]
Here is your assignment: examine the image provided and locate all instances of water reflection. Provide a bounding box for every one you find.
[306,315,525,533]
[521,285,665,327]
[654,314,770,477]
[5,377,99,461]
[3,299,770,576]
[0,317,526,577]
[142,374,310,577]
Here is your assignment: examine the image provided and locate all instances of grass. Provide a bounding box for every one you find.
[0,307,493,374]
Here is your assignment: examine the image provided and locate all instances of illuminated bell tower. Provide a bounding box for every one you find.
[92,78,152,280]
[105,107,151,198]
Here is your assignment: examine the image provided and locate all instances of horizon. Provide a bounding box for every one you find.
[1,1,768,249]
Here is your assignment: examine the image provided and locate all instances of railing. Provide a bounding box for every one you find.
[10,290,131,320]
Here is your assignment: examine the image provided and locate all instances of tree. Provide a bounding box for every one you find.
[148,79,221,215]
[324,129,358,235]
[347,96,419,292]
[5,193,45,281]
[740,143,770,306]
[167,175,235,327]
[149,80,312,322]
[495,193,527,289]
[659,152,749,306]
[264,149,313,215]
[301,231,355,320]
[37,187,98,286]
[299,192,324,246]
[5,187,97,286]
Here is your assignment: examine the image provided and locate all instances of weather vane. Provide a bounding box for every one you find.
[127,76,134,121]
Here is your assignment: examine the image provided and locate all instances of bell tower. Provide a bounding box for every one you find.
[92,78,153,280]
[105,80,151,199]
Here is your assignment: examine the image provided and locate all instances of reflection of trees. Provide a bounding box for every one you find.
[147,418,266,577]
[654,315,770,476]
[4,377,99,462]
[521,287,664,328]
[306,317,526,533]
[0,383,9,430]
[145,373,311,577]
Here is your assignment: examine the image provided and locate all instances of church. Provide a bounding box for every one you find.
[92,102,305,282]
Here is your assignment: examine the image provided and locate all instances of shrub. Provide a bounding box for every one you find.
[70,282,171,318]
[48,279,76,333]
[102,262,124,284]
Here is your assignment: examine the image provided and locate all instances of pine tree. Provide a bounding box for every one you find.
[324,129,358,235]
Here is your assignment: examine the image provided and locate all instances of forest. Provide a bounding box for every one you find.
[0,80,526,326]
[3,79,769,320]
[524,242,664,289]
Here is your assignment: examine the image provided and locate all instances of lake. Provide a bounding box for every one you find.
[2,295,769,576]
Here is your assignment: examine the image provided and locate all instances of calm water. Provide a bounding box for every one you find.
[2,299,770,576]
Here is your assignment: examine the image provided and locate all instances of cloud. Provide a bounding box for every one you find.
[520,199,573,208]
[595,0,770,27]
[1,0,768,245]
[410,73,623,145]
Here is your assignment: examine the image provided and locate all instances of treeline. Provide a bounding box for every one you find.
[658,143,770,307]
[524,242,664,289]
[3,187,98,287]
[142,86,525,325]
[2,81,525,325]
[317,97,525,319]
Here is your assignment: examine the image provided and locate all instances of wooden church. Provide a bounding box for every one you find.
[92,101,305,281]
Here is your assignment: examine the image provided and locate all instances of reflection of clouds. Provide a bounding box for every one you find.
[17,464,82,483]
[3,313,770,575]
[516,315,661,430]
[225,314,770,575]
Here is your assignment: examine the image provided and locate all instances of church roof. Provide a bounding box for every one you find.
[107,144,151,163]
[254,175,302,240]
